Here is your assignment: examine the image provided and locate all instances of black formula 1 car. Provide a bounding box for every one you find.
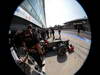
[40,40,74,56]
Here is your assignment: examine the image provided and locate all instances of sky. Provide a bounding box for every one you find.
[45,0,88,27]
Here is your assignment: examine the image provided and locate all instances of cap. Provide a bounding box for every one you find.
[27,24,33,29]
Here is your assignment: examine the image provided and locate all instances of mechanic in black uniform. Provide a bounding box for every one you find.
[46,28,49,39]
[40,28,46,41]
[58,26,61,39]
[51,28,55,40]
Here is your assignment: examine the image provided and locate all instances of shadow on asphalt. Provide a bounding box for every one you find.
[45,51,57,58]
[45,50,68,63]
[57,54,68,63]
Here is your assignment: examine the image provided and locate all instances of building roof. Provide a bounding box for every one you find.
[64,18,88,24]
